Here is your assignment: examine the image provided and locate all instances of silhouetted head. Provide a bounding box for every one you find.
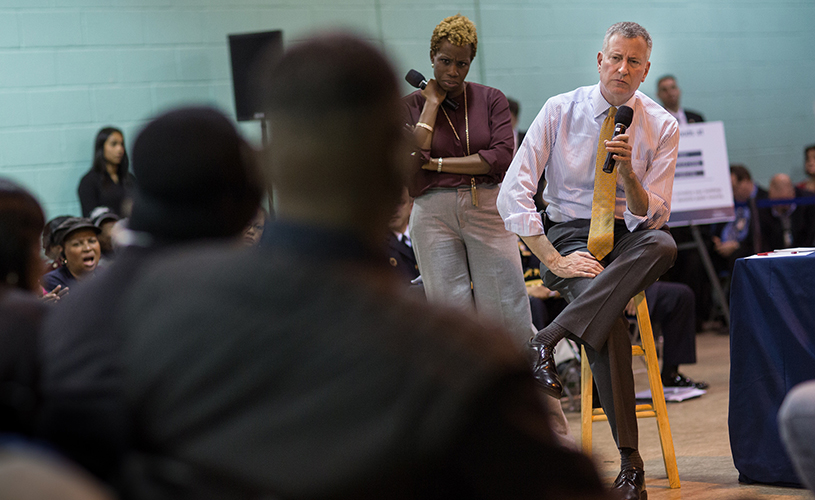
[264,32,410,246]
[128,107,264,243]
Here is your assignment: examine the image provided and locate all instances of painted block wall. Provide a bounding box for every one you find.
[0,0,812,219]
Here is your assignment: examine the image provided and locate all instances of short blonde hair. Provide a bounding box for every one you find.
[430,14,477,59]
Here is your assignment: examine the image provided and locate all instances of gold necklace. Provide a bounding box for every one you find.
[440,85,469,156]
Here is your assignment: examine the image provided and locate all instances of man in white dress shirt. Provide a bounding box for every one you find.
[497,22,679,500]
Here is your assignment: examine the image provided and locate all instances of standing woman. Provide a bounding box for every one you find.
[404,14,533,346]
[78,127,134,217]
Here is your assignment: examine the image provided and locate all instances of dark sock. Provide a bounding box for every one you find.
[662,364,679,379]
[532,321,570,347]
[620,447,644,470]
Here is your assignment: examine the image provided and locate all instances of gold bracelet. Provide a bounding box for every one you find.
[415,122,433,132]
[437,157,443,173]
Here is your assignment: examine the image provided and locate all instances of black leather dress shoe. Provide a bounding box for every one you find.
[526,340,562,398]
[612,467,646,500]
[662,372,709,390]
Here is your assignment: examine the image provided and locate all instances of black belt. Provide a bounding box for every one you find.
[543,213,561,232]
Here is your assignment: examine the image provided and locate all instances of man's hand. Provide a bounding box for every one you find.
[713,236,739,257]
[605,132,648,216]
[546,250,605,279]
[604,133,633,175]
[624,297,637,317]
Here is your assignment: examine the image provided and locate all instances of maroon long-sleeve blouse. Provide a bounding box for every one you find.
[403,81,514,198]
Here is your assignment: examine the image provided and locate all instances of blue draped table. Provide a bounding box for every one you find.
[729,253,815,486]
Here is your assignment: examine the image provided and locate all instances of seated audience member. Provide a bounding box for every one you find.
[40,218,101,292]
[82,33,609,499]
[779,380,815,492]
[796,144,815,193]
[712,164,767,275]
[241,207,267,247]
[78,127,135,218]
[758,173,815,250]
[90,207,120,267]
[0,179,48,437]
[36,107,263,483]
[625,282,707,389]
[41,215,71,271]
[387,187,420,283]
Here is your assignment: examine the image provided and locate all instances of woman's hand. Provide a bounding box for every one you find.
[421,79,446,107]
[42,284,68,303]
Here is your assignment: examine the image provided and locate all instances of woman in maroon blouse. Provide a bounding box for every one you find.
[404,14,533,346]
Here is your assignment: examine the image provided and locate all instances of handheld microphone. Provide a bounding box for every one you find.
[602,105,634,174]
[405,69,460,111]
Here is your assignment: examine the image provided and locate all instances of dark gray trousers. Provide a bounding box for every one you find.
[542,219,677,449]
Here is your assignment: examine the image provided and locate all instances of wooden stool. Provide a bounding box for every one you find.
[580,291,680,489]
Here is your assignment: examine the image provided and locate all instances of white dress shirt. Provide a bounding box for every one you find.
[497,84,679,237]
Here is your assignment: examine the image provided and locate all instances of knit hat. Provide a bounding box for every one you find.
[127,106,263,242]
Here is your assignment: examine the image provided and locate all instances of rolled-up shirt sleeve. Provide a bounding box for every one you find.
[622,115,679,231]
[497,102,556,237]
[478,91,515,177]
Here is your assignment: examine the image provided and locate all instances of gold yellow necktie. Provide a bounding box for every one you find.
[587,107,617,261]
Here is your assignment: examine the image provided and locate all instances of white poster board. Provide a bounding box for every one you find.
[668,121,735,227]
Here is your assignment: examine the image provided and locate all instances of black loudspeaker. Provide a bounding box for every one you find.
[228,30,283,122]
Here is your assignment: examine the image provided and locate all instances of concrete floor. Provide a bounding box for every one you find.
[562,331,815,500]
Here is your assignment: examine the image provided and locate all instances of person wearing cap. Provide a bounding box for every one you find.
[42,215,71,271]
[36,106,263,483]
[89,207,120,266]
[40,217,101,292]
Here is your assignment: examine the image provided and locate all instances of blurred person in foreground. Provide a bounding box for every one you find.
[0,179,48,437]
[36,106,263,484]
[101,33,610,499]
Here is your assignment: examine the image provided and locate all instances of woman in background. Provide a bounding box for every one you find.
[0,178,47,436]
[78,127,134,218]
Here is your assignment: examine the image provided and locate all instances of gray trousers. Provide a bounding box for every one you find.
[542,219,677,449]
[779,380,815,492]
[410,185,535,348]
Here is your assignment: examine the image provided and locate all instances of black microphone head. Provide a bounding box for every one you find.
[615,105,634,127]
[405,69,426,89]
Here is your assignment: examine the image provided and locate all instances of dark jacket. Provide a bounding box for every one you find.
[0,289,45,436]
[86,222,608,499]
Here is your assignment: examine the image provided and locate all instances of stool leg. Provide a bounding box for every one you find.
[635,292,681,489]
[580,345,593,454]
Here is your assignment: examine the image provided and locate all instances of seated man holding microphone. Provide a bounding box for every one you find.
[498,22,679,500]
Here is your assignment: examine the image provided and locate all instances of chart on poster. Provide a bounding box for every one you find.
[668,121,735,227]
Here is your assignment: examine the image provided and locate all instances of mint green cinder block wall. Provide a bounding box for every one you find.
[0,1,812,219]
